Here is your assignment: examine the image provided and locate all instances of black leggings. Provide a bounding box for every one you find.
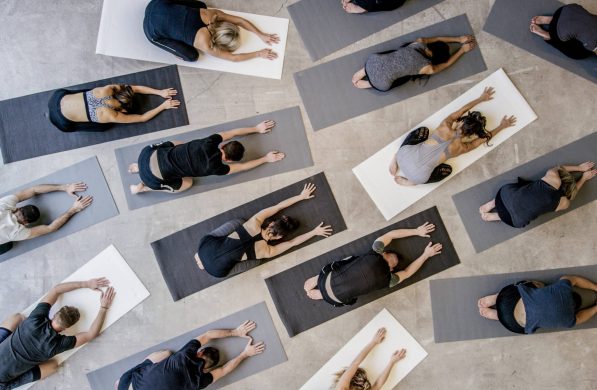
[0,242,12,255]
[48,89,112,132]
[547,7,593,60]
[352,0,406,12]
[400,127,453,183]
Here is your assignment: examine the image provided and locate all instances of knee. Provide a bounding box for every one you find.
[147,349,172,363]
[39,360,59,379]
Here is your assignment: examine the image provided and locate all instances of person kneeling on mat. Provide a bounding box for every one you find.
[333,328,406,390]
[352,35,477,91]
[389,86,517,186]
[128,120,285,194]
[479,161,596,227]
[342,0,406,14]
[0,183,93,255]
[529,3,597,60]
[478,275,597,334]
[48,84,180,133]
[115,320,264,390]
[0,278,115,389]
[195,183,333,278]
[304,222,441,306]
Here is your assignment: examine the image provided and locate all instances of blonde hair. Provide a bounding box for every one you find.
[331,367,371,390]
[208,20,241,52]
[557,167,578,200]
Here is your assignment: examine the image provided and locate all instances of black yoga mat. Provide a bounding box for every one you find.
[289,0,444,61]
[115,106,313,211]
[452,132,597,253]
[86,302,287,390]
[151,172,347,301]
[483,0,596,83]
[0,65,188,163]
[295,14,486,131]
[430,265,597,343]
[265,206,460,337]
[0,157,119,263]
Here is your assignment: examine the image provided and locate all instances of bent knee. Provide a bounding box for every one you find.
[147,349,172,363]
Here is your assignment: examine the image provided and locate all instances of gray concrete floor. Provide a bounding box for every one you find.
[1,0,596,389]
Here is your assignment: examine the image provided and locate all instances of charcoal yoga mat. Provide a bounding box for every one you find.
[294,14,487,131]
[151,172,347,301]
[430,265,597,343]
[0,65,188,163]
[265,206,460,337]
[452,132,597,253]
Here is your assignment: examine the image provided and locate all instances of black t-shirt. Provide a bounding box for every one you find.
[331,251,391,303]
[158,134,231,179]
[136,340,214,390]
[0,303,77,382]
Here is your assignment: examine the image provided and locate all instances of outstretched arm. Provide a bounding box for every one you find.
[74,286,115,347]
[42,278,110,306]
[418,35,471,44]
[251,183,315,223]
[375,222,435,247]
[263,223,332,258]
[211,339,265,383]
[28,196,93,239]
[371,349,407,390]
[215,10,280,45]
[560,275,597,291]
[337,328,386,390]
[456,115,517,155]
[227,151,285,175]
[219,120,275,141]
[131,85,177,98]
[196,320,256,345]
[419,36,476,75]
[107,99,179,124]
[444,87,494,124]
[394,242,442,282]
[15,183,86,202]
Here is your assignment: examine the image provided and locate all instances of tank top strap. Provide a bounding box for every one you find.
[85,91,116,123]
[235,224,257,259]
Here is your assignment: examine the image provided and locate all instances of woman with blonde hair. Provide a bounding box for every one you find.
[144,0,280,62]
[332,328,406,390]
[479,161,596,227]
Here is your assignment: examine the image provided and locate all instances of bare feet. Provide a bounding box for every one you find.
[530,24,550,40]
[128,163,139,174]
[479,307,499,320]
[479,199,496,214]
[354,80,372,89]
[394,176,413,186]
[304,276,318,292]
[531,15,552,25]
[343,2,367,13]
[307,289,323,300]
[130,183,147,195]
[194,253,204,270]
[481,212,501,222]
[478,294,497,308]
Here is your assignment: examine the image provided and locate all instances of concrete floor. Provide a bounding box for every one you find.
[1,0,596,389]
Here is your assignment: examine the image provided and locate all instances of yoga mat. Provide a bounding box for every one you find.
[265,206,460,337]
[289,0,444,61]
[295,14,487,131]
[86,302,286,390]
[301,308,427,390]
[151,172,347,301]
[453,132,597,253]
[97,0,289,79]
[353,68,537,220]
[484,0,597,84]
[115,106,313,211]
[430,265,597,343]
[17,245,150,390]
[0,65,188,163]
[0,157,119,263]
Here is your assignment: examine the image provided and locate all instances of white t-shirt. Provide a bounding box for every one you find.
[0,195,31,244]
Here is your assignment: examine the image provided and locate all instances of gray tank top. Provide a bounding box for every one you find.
[364,42,431,91]
[395,133,453,184]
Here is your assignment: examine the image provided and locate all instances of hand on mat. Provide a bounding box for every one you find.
[459,35,475,44]
[257,48,278,60]
[579,161,595,172]
[300,183,317,199]
[582,168,597,181]
[423,242,442,258]
[261,33,280,45]
[265,151,285,163]
[479,87,495,102]
[160,88,178,98]
[462,40,477,53]
[499,115,517,129]
[256,120,276,134]
[100,286,116,309]
[71,195,93,212]
[391,348,407,363]
[65,182,87,198]
[235,320,257,337]
[415,222,435,237]
[243,339,265,357]
[161,99,180,110]
[86,277,110,291]
[313,222,333,237]
[371,327,386,344]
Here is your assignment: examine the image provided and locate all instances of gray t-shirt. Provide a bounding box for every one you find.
[557,4,597,51]
[364,42,431,91]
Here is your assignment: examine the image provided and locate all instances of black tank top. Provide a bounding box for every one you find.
[331,252,391,303]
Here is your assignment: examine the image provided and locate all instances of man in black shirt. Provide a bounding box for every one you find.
[128,120,286,194]
[0,278,116,389]
[116,320,265,390]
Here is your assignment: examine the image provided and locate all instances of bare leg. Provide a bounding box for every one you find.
[481,212,501,222]
[307,289,324,300]
[0,313,25,331]
[38,360,59,380]
[194,253,205,270]
[344,2,367,13]
[128,163,139,174]
[304,276,318,292]
[530,24,550,40]
[479,199,496,214]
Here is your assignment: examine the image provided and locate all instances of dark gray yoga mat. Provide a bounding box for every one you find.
[0,65,189,163]
[289,0,444,61]
[483,0,597,83]
[0,157,119,263]
[294,14,486,131]
[452,132,597,253]
[86,302,287,390]
[265,206,460,337]
[430,265,597,343]
[151,172,347,301]
[115,106,313,211]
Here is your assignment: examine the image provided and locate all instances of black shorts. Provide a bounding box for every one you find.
[117,359,154,390]
[138,142,183,192]
[0,328,41,390]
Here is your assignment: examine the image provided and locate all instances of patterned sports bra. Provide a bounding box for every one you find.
[84,90,116,123]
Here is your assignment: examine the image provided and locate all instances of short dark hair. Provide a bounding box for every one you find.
[19,205,40,224]
[221,141,245,161]
[200,347,220,369]
[113,84,135,111]
[262,215,299,240]
[54,306,80,329]
[427,41,451,65]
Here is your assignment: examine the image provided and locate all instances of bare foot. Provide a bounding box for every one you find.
[479,199,495,214]
[352,68,366,85]
[304,276,318,292]
[307,289,323,300]
[194,253,204,270]
[354,80,372,89]
[530,24,550,40]
[130,183,146,195]
[394,176,413,186]
[531,15,552,25]
[478,294,498,308]
[479,307,499,320]
[128,163,139,174]
[481,212,501,222]
[343,2,367,13]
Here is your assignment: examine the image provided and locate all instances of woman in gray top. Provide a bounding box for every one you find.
[390,87,517,186]
[352,36,476,91]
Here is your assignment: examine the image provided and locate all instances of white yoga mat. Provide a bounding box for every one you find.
[353,68,537,220]
[17,245,150,390]
[301,309,427,390]
[96,0,289,79]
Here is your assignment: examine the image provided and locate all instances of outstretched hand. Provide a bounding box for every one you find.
[313,222,333,237]
[371,327,387,345]
[161,99,180,110]
[479,87,495,102]
[160,88,178,98]
[265,151,285,163]
[65,182,87,198]
[256,120,276,134]
[499,115,517,128]
[71,195,93,212]
[235,320,256,337]
[423,242,442,258]
[582,168,597,181]
[99,286,116,309]
[86,277,110,291]
[261,33,280,45]
[459,35,474,44]
[257,48,278,60]
[243,339,266,357]
[300,183,316,199]
[391,349,407,363]
[579,161,595,172]
[415,222,435,237]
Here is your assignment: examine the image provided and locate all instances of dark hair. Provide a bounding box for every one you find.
[426,41,451,65]
[221,141,245,161]
[54,306,80,329]
[458,111,491,145]
[383,250,400,273]
[557,167,578,200]
[113,84,135,111]
[200,347,220,369]
[18,205,40,224]
[262,215,299,241]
